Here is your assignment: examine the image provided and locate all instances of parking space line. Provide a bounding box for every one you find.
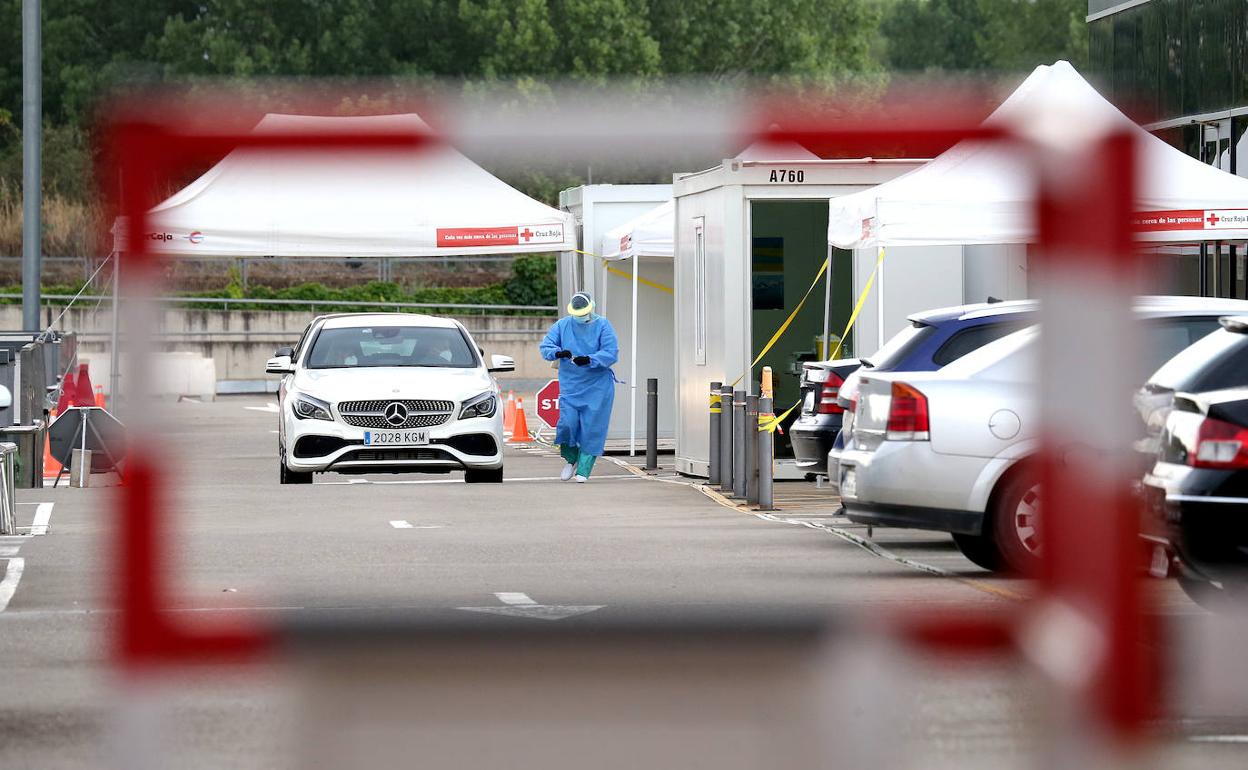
[390,520,413,529]
[29,502,53,535]
[0,558,25,612]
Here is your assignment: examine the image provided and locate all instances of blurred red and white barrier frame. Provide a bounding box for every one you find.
[102,99,1158,763]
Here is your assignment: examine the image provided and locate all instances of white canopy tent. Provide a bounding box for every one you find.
[599,200,674,453]
[828,61,1248,249]
[122,113,576,257]
[108,112,576,400]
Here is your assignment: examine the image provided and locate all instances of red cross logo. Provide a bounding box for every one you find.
[1207,212,1221,227]
[520,228,534,241]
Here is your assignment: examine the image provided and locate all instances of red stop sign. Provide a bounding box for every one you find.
[535,379,560,429]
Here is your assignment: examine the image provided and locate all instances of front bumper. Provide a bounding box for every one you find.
[285,410,504,474]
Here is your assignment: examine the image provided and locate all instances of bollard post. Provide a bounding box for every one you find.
[719,385,734,493]
[708,381,722,485]
[0,443,15,535]
[645,378,658,471]
[745,394,759,505]
[732,389,746,498]
[759,367,775,511]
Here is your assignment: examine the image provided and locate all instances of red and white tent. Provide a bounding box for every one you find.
[828,61,1248,248]
[126,113,575,257]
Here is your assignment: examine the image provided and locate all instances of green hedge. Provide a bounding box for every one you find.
[0,255,560,315]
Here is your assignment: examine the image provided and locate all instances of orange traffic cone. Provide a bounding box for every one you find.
[56,372,76,414]
[94,385,106,408]
[74,363,95,407]
[44,407,62,482]
[502,391,516,437]
[508,397,531,443]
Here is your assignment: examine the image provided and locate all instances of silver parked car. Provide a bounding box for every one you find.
[838,296,1248,574]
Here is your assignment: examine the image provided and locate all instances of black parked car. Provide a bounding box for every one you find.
[1142,387,1248,609]
[791,358,860,476]
[1135,315,1248,466]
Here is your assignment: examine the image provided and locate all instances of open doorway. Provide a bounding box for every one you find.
[749,200,851,459]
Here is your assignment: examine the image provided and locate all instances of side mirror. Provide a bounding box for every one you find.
[266,355,294,375]
[0,384,10,409]
[488,354,515,373]
[274,346,294,358]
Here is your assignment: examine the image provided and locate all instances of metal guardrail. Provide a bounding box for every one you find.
[70,329,545,339]
[0,293,557,313]
[0,442,17,535]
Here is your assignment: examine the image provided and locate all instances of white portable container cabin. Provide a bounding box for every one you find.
[673,147,932,477]
[558,184,675,448]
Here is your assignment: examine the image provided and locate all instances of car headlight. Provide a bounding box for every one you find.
[292,394,333,421]
[459,391,497,420]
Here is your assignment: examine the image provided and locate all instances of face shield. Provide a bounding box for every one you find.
[567,292,595,322]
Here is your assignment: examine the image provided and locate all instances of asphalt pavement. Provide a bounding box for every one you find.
[0,395,1242,769]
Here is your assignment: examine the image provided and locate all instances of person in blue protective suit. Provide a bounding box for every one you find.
[539,292,619,483]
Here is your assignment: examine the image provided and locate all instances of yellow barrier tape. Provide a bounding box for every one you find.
[828,247,885,361]
[604,264,673,294]
[758,399,801,433]
[731,255,830,388]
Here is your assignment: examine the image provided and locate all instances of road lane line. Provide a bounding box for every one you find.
[245,403,279,413]
[30,502,53,535]
[390,520,413,529]
[0,558,25,612]
[601,453,1026,603]
[495,592,537,606]
[1190,735,1248,743]
[321,474,641,486]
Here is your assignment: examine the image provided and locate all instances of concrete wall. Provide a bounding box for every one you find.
[0,306,555,389]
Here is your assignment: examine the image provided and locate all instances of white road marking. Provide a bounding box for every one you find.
[245,403,279,413]
[495,592,537,606]
[457,592,604,621]
[0,558,25,612]
[322,474,641,486]
[1190,735,1248,743]
[29,502,53,535]
[389,520,412,528]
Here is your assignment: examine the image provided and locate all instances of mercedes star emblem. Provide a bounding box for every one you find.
[384,402,409,426]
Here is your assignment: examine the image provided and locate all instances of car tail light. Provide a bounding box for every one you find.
[1190,417,1248,469]
[885,382,929,441]
[818,373,845,414]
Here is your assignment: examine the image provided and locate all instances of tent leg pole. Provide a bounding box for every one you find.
[630,256,639,457]
[822,245,832,359]
[108,252,120,409]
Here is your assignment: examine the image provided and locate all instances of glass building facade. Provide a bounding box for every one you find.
[1089,0,1248,298]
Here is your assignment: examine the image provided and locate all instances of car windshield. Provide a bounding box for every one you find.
[860,322,934,370]
[306,325,477,369]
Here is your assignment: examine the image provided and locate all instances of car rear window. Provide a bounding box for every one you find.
[1149,328,1248,393]
[1142,317,1224,376]
[931,320,1032,367]
[863,323,936,371]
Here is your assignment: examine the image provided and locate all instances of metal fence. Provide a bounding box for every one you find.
[0,293,557,314]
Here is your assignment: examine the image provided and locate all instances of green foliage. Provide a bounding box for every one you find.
[880,0,1088,73]
[504,254,557,306]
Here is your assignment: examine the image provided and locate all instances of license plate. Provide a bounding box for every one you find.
[840,467,857,498]
[364,430,429,446]
[1149,545,1170,579]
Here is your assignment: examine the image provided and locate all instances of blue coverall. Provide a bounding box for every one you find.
[539,314,620,476]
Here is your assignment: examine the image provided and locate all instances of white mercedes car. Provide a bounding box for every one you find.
[266,313,513,484]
